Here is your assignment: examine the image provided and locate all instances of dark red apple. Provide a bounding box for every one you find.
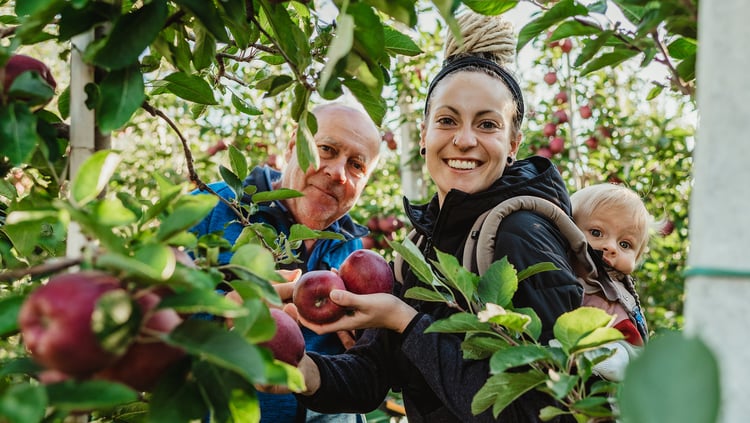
[585,136,598,150]
[2,54,57,93]
[542,122,557,138]
[659,220,675,236]
[18,271,125,377]
[260,308,305,366]
[361,235,376,250]
[554,91,568,104]
[543,71,557,85]
[293,270,348,324]
[553,109,569,124]
[548,137,565,155]
[338,249,394,296]
[377,216,403,234]
[94,290,185,391]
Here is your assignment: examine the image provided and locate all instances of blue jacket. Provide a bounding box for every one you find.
[192,166,367,423]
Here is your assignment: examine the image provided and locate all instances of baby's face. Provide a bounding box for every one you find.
[576,205,642,274]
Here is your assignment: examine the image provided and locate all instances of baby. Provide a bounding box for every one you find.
[571,183,652,380]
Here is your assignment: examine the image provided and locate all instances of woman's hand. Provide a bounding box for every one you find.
[287,290,418,334]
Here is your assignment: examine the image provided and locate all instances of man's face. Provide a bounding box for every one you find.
[280,105,381,231]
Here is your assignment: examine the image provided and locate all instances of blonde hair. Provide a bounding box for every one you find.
[444,11,516,67]
[570,183,653,261]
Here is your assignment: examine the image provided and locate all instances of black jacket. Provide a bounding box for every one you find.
[298,157,582,422]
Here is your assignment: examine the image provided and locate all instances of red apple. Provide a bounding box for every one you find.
[338,249,394,296]
[553,109,569,124]
[554,91,568,104]
[94,290,185,391]
[367,216,380,232]
[659,220,675,236]
[585,136,598,150]
[18,271,125,377]
[579,105,592,119]
[382,130,397,151]
[549,137,565,154]
[260,308,305,366]
[560,38,573,53]
[293,270,348,324]
[543,71,557,85]
[377,216,403,234]
[536,147,553,159]
[542,122,557,138]
[2,54,57,93]
[361,235,376,250]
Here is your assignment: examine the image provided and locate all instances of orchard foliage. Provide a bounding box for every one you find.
[0,0,708,422]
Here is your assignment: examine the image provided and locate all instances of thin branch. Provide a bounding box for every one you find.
[0,257,82,283]
[140,101,250,225]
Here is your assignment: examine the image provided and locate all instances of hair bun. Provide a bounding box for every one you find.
[444,11,517,67]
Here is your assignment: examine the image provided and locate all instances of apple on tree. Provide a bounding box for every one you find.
[94,290,185,392]
[293,270,348,324]
[260,308,306,366]
[337,249,394,296]
[18,271,128,377]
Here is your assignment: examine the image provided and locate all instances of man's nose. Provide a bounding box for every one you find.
[324,158,347,184]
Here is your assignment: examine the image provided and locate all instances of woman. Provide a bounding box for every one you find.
[284,11,582,422]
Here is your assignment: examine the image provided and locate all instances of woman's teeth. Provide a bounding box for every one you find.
[448,159,477,170]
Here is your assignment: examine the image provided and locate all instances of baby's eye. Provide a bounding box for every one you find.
[619,240,632,249]
[589,229,602,238]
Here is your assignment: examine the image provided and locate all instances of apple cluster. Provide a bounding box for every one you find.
[293,249,394,325]
[18,271,185,392]
[362,215,405,250]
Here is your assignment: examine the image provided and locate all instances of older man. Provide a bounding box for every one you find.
[192,102,382,423]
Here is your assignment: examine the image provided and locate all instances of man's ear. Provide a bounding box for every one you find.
[285,127,298,162]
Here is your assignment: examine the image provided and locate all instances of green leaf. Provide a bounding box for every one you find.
[320,13,354,91]
[383,25,422,56]
[220,164,244,202]
[365,0,417,27]
[173,0,229,43]
[462,0,518,16]
[251,188,303,204]
[46,379,138,411]
[70,150,122,206]
[294,110,318,173]
[288,224,344,242]
[432,249,478,304]
[260,2,309,70]
[619,331,720,423]
[574,30,614,67]
[159,289,248,318]
[517,0,590,52]
[547,20,601,41]
[675,53,696,82]
[91,198,138,227]
[162,72,218,105]
[580,48,640,76]
[147,367,207,422]
[133,243,177,280]
[342,78,387,126]
[425,312,491,334]
[490,345,550,375]
[517,261,559,282]
[166,319,269,384]
[92,290,140,356]
[230,244,278,281]
[96,64,145,132]
[0,295,23,337]
[228,145,248,181]
[0,103,41,166]
[232,94,262,116]
[403,286,449,303]
[156,194,219,242]
[472,371,546,417]
[0,383,47,423]
[6,71,55,106]
[390,238,438,288]
[461,332,511,360]
[478,257,517,308]
[88,1,167,70]
[553,307,615,354]
[514,307,542,341]
[545,370,579,400]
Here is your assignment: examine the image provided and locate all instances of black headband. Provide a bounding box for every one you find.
[424,56,525,127]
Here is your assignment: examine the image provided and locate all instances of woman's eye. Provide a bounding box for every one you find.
[479,121,500,130]
[436,117,455,126]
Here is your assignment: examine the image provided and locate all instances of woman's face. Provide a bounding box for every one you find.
[421,71,521,205]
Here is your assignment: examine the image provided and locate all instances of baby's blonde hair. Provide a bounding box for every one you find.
[570,183,653,261]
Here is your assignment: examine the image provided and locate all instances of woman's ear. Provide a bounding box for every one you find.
[510,132,523,156]
[419,121,426,149]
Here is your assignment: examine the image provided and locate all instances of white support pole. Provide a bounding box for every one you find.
[685,1,750,421]
[66,32,96,260]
